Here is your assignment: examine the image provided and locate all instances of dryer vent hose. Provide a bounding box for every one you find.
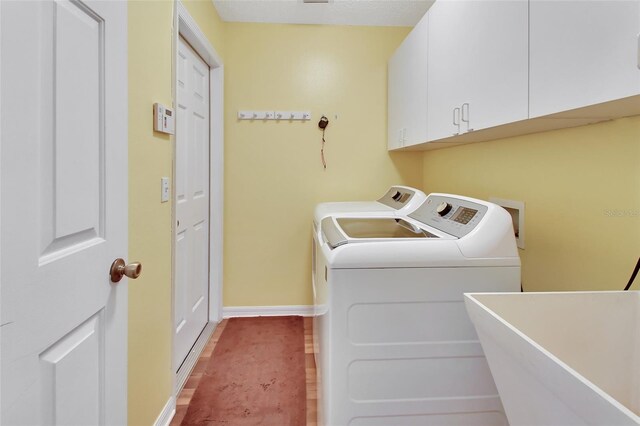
[623,257,640,291]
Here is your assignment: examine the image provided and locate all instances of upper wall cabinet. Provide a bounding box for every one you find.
[388,0,640,151]
[388,13,429,150]
[426,0,529,142]
[530,0,640,118]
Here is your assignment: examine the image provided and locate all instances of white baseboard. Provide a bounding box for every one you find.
[223,305,314,318]
[153,395,176,426]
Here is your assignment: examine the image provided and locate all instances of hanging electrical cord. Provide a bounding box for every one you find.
[623,257,640,290]
[318,115,329,170]
[321,128,327,169]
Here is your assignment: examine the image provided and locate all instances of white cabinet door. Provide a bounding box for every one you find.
[426,0,467,141]
[427,0,529,141]
[1,1,128,424]
[388,12,429,150]
[530,0,640,118]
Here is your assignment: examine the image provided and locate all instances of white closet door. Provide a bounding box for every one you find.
[174,36,210,371]
[1,0,128,424]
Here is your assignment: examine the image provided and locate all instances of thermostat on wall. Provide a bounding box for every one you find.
[153,103,175,135]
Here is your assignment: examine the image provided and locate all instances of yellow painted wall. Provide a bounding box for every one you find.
[422,116,640,292]
[223,23,421,307]
[127,1,224,425]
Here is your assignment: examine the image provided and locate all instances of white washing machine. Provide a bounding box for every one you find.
[314,193,521,426]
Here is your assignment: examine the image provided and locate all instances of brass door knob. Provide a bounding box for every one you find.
[110,258,142,283]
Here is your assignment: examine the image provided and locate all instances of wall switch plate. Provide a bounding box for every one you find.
[161,177,170,203]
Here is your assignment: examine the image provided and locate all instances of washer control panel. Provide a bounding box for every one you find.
[409,195,488,238]
[377,187,417,210]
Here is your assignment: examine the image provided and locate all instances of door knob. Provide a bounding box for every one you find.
[110,258,142,282]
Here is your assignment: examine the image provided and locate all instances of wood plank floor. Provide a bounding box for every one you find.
[170,317,317,426]
[304,316,318,426]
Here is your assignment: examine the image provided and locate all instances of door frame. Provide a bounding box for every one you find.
[171,0,224,383]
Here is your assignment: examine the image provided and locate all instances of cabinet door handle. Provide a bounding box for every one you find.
[453,107,461,135]
[637,33,640,70]
[461,102,473,132]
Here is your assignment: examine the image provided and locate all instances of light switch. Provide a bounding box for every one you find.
[161,177,170,203]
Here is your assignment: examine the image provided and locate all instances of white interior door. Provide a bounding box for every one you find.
[0,0,128,424]
[174,36,210,372]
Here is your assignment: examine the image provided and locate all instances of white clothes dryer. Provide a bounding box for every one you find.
[314,193,521,426]
[313,185,427,228]
[311,186,427,367]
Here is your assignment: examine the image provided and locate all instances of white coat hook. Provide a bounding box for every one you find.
[238,110,311,121]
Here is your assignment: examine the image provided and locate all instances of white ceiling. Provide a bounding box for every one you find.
[212,0,434,27]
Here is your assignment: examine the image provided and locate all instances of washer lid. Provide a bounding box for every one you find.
[321,217,439,249]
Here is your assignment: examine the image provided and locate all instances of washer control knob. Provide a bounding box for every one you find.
[436,202,453,216]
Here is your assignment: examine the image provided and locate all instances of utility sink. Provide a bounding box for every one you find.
[464,291,640,426]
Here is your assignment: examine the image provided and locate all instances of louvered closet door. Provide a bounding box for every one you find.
[0,0,128,424]
[174,36,210,372]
